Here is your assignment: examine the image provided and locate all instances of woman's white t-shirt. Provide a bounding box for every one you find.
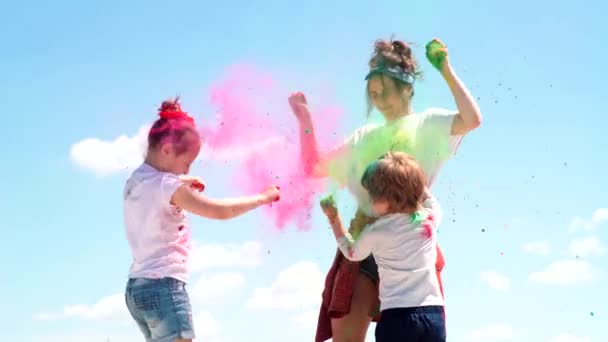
[327,108,462,216]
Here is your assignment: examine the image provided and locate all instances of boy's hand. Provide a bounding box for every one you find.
[179,175,205,192]
[320,195,338,220]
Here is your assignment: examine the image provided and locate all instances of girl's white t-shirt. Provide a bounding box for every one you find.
[327,108,462,216]
[123,163,192,282]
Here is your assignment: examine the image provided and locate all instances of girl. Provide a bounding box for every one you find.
[123,98,280,342]
[322,152,447,341]
[288,38,481,342]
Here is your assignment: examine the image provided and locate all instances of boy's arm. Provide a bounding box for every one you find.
[320,197,374,261]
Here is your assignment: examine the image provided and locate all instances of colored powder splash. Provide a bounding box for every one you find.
[200,65,343,230]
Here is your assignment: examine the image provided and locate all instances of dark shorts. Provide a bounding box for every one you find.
[375,306,446,342]
[125,277,195,342]
[359,254,379,283]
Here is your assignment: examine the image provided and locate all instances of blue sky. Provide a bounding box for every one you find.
[1,0,606,341]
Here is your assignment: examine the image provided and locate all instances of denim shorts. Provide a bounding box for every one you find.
[375,306,446,342]
[125,277,195,342]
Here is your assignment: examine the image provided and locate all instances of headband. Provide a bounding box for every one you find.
[365,65,417,85]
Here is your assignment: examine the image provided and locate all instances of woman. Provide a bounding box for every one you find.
[288,38,481,342]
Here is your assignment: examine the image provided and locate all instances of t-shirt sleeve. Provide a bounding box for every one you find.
[159,173,184,206]
[418,108,463,155]
[337,223,378,261]
[415,109,464,185]
[422,193,443,228]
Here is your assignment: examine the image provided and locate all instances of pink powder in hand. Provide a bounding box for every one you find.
[200,65,343,230]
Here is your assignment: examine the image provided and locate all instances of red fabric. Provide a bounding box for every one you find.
[315,245,446,342]
[436,245,445,297]
[159,110,195,124]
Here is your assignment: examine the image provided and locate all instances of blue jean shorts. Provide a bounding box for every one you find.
[375,306,446,342]
[125,277,195,342]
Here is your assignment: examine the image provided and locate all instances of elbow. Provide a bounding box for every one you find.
[466,112,482,131]
[340,248,367,262]
[473,114,482,128]
[470,111,482,128]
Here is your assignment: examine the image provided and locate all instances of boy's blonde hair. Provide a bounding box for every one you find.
[361,152,427,214]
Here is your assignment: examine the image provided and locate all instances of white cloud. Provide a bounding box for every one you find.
[191,272,245,302]
[522,241,551,256]
[549,334,591,342]
[69,125,149,176]
[247,261,324,311]
[292,309,318,330]
[193,311,222,342]
[529,260,600,286]
[33,293,127,321]
[570,208,608,232]
[31,329,139,342]
[568,236,605,258]
[190,240,263,272]
[480,271,511,291]
[464,323,516,341]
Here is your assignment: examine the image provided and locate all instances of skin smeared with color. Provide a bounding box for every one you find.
[426,39,448,71]
[320,195,337,212]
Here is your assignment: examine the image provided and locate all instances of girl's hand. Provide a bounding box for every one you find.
[179,175,205,192]
[288,92,311,123]
[320,196,338,220]
[425,38,449,72]
[261,185,281,204]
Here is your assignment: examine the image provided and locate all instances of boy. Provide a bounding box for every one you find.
[320,152,446,342]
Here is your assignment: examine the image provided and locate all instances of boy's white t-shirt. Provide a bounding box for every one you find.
[327,108,462,216]
[123,163,192,283]
[337,196,443,310]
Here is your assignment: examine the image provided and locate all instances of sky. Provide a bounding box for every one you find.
[0,0,607,341]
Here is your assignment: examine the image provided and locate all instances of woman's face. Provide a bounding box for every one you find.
[368,75,411,121]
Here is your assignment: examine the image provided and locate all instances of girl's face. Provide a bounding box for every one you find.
[367,75,412,121]
[161,131,201,175]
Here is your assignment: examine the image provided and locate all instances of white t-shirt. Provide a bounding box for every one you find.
[327,108,462,216]
[337,196,443,310]
[123,163,192,282]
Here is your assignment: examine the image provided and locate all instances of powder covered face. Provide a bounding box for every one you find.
[367,74,412,121]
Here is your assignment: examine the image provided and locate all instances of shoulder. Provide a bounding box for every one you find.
[420,107,457,117]
[368,213,411,231]
[349,122,382,144]
[417,108,457,123]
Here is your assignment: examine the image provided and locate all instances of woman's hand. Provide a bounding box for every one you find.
[425,38,449,73]
[288,92,312,124]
